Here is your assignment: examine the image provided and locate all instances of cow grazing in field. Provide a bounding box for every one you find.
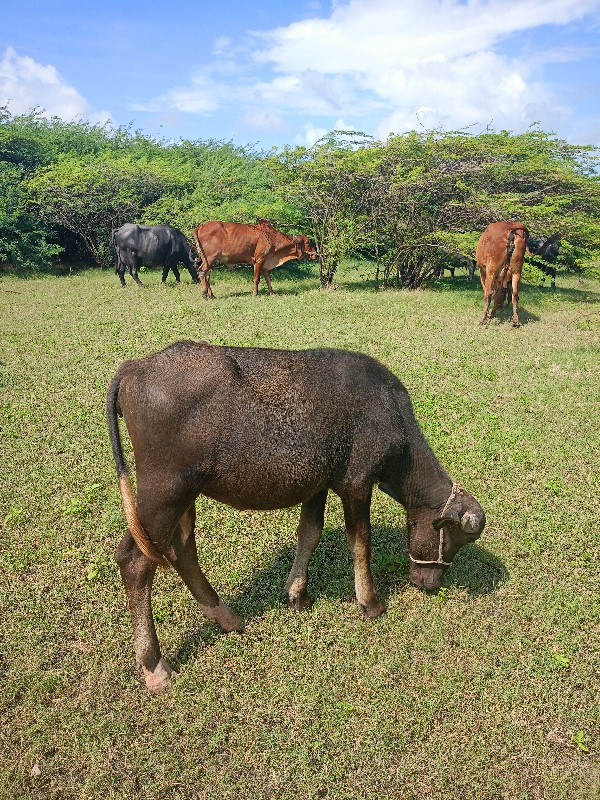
[112,223,199,288]
[193,219,318,298]
[107,341,486,693]
[476,220,536,327]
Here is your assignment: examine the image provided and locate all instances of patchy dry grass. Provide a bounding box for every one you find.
[1,262,599,800]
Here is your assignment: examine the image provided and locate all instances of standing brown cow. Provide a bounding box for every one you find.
[193,219,318,298]
[476,220,534,327]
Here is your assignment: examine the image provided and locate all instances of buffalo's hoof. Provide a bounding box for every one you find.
[512,321,521,328]
[284,591,311,612]
[202,292,209,300]
[359,600,386,619]
[142,657,177,694]
[201,601,244,632]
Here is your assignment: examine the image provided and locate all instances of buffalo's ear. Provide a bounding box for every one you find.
[379,483,402,503]
[433,510,461,530]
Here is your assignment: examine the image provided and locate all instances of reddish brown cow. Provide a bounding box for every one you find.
[193,219,318,298]
[476,220,535,327]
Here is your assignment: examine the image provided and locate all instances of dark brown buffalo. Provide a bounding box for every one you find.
[107,342,486,692]
[193,219,318,298]
[476,220,538,327]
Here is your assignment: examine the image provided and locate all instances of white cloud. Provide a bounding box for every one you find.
[294,118,355,146]
[0,46,111,124]
[295,122,328,147]
[241,107,286,131]
[136,0,600,140]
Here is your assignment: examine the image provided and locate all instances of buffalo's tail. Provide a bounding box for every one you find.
[112,230,120,275]
[106,371,170,569]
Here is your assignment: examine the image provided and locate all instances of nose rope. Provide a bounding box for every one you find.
[408,483,461,567]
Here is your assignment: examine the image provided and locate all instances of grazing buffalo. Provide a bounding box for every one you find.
[476,220,537,327]
[112,223,199,287]
[526,233,561,288]
[437,251,476,281]
[193,219,318,298]
[107,341,486,693]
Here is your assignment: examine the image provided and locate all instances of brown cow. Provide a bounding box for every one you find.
[193,219,318,298]
[476,220,536,327]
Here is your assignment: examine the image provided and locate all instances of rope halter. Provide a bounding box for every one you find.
[408,483,462,568]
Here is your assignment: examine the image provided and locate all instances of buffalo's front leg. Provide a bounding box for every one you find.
[285,490,328,610]
[342,492,385,618]
[115,532,173,693]
[166,506,243,632]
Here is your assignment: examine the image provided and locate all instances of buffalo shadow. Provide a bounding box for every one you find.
[172,522,506,671]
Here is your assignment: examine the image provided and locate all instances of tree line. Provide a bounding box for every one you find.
[1,107,599,288]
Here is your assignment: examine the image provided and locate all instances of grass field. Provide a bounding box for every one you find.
[1,262,599,800]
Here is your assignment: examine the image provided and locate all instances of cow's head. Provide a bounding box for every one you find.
[381,482,485,592]
[293,235,319,261]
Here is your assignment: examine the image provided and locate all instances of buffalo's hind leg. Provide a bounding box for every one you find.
[285,489,328,611]
[115,530,174,694]
[114,484,198,693]
[166,505,243,632]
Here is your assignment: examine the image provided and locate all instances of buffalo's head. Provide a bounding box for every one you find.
[530,233,561,262]
[409,485,485,592]
[380,483,485,593]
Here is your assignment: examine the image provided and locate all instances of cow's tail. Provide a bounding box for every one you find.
[507,226,529,263]
[106,371,170,569]
[193,227,207,271]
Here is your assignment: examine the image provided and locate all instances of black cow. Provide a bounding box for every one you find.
[523,232,561,288]
[112,223,199,287]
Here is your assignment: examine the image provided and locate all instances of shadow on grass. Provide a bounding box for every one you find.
[172,524,507,670]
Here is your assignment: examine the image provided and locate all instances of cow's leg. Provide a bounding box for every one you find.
[342,492,384,618]
[171,264,181,284]
[252,257,266,296]
[198,262,214,299]
[480,268,494,324]
[166,505,243,632]
[490,276,507,318]
[511,271,521,327]
[263,268,274,296]
[285,489,328,611]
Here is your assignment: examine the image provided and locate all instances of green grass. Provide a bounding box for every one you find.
[1,262,599,800]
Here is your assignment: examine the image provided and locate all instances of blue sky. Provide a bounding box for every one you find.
[1,0,599,148]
